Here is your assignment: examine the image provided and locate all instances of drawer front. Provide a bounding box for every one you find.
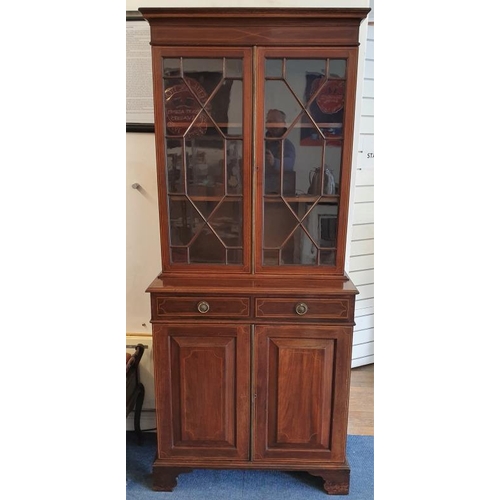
[154,296,250,319]
[255,297,352,321]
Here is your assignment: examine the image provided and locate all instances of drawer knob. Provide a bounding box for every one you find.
[197,301,210,314]
[295,302,308,315]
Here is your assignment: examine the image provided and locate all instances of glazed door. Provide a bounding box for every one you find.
[253,324,352,462]
[151,47,253,273]
[255,48,358,275]
[154,324,250,460]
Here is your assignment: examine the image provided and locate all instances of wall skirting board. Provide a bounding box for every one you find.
[126,408,156,432]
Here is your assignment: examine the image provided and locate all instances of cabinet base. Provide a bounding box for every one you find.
[152,460,350,495]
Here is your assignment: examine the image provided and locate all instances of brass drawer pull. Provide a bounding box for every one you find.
[295,302,308,315]
[197,301,210,314]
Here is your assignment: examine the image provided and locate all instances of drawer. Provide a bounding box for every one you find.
[154,295,250,318]
[255,297,352,321]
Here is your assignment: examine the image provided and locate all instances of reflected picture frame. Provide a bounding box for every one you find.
[126,11,155,133]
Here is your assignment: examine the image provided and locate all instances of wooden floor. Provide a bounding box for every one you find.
[347,363,374,436]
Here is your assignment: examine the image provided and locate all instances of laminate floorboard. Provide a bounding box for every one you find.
[348,363,374,436]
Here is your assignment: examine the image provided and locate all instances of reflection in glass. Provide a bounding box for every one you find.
[262,199,338,266]
[286,59,326,104]
[169,198,203,246]
[163,58,180,76]
[329,59,346,78]
[299,203,338,265]
[263,249,280,266]
[190,227,226,264]
[213,79,243,137]
[264,200,298,249]
[265,58,282,78]
[226,140,243,195]
[163,56,245,266]
[209,200,243,247]
[225,58,243,78]
[320,249,336,265]
[265,80,301,125]
[262,57,345,267]
[169,197,243,265]
[264,108,297,195]
[166,139,184,193]
[190,200,218,221]
[227,249,243,264]
[171,247,188,263]
[185,135,225,198]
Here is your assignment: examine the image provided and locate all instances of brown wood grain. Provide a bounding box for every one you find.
[153,324,250,460]
[255,297,351,321]
[253,325,353,462]
[140,7,370,494]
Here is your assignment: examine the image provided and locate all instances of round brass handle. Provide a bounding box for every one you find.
[197,301,210,314]
[295,302,308,315]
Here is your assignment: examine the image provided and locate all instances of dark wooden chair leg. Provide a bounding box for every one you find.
[134,382,145,445]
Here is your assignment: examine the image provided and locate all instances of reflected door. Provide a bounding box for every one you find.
[256,48,357,274]
[153,48,252,271]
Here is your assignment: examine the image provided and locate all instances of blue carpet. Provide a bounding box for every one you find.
[126,433,373,499]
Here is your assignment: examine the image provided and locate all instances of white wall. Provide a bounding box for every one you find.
[126,1,372,424]
[350,19,374,368]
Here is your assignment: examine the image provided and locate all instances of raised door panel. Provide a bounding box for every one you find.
[254,325,352,462]
[154,324,250,459]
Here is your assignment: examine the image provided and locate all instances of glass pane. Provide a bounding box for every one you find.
[163,56,246,267]
[325,144,342,194]
[189,227,226,264]
[225,58,243,78]
[328,59,346,78]
[263,57,345,205]
[305,76,345,139]
[301,202,338,250]
[265,59,282,78]
[285,59,326,105]
[190,199,219,221]
[275,203,338,266]
[263,249,279,266]
[281,226,317,265]
[183,58,223,77]
[166,139,185,193]
[227,249,243,264]
[185,135,225,197]
[182,59,223,105]
[169,198,204,246]
[213,79,243,137]
[226,140,243,195]
[163,58,180,76]
[171,247,188,263]
[209,200,243,247]
[164,77,202,137]
[320,249,336,265]
[264,80,302,128]
[264,106,298,196]
[263,200,298,248]
[262,196,339,266]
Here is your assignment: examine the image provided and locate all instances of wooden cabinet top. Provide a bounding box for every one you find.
[147,274,358,296]
[138,8,371,47]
